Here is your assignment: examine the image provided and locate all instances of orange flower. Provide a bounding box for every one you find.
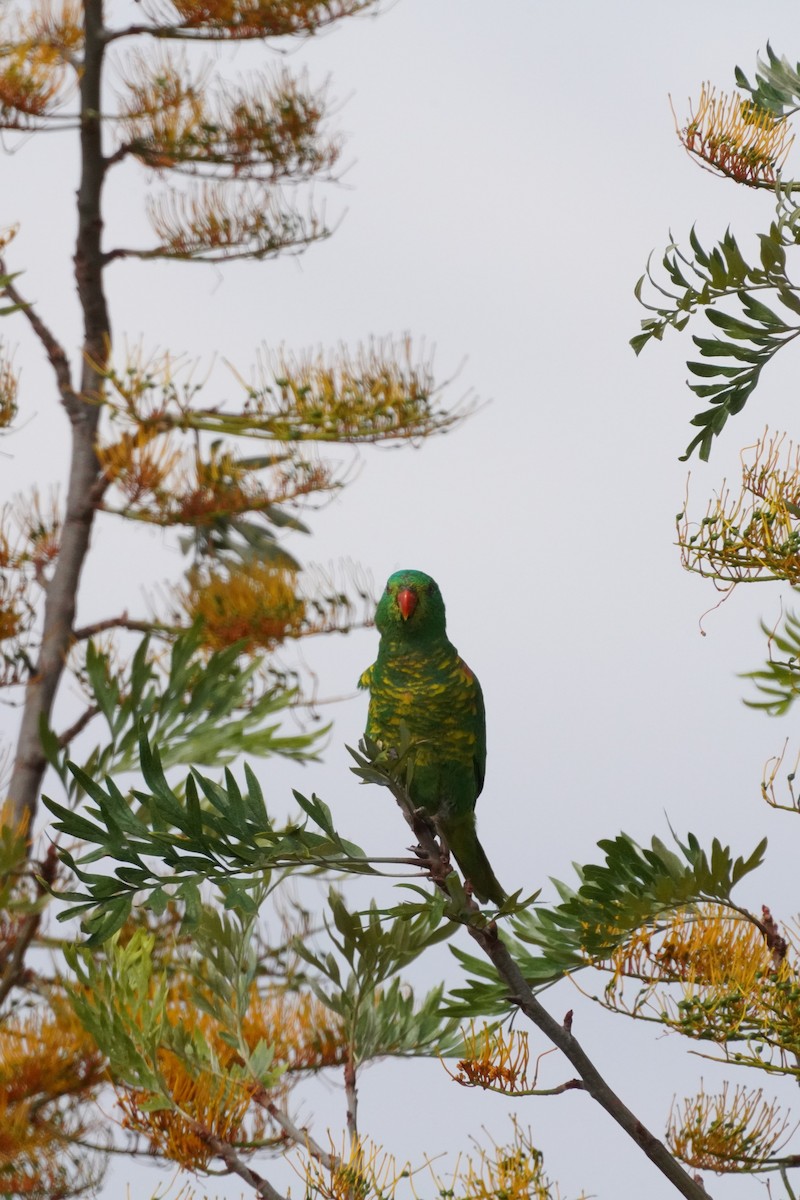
[117,1050,257,1170]
[177,561,306,652]
[0,1001,107,1190]
[242,990,345,1073]
[446,1023,532,1095]
[678,85,794,185]
[96,426,182,503]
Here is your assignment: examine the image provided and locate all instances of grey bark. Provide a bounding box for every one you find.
[8,0,109,825]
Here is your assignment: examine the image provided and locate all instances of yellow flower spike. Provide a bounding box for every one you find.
[96,425,183,504]
[0,1001,107,1189]
[147,180,326,260]
[679,430,800,589]
[668,1082,793,1171]
[240,989,346,1073]
[27,0,83,55]
[162,0,372,40]
[120,50,210,170]
[678,84,795,185]
[176,561,306,653]
[595,902,800,1050]
[116,1051,258,1170]
[439,1119,580,1200]
[12,487,61,579]
[299,1134,405,1200]
[112,977,346,1172]
[0,0,80,125]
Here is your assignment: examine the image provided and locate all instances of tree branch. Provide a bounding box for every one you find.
[8,0,110,826]
[379,773,712,1200]
[467,921,713,1200]
[199,1127,287,1200]
[0,843,58,1009]
[0,263,76,411]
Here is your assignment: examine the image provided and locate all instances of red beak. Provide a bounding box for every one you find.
[397,587,418,621]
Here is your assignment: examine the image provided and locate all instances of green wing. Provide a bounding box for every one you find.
[358,663,374,691]
[461,657,486,801]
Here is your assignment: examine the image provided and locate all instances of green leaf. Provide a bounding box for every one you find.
[743,611,800,714]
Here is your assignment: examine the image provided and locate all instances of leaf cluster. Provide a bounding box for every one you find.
[633,225,800,460]
[295,890,462,1063]
[47,629,323,790]
[735,44,800,117]
[448,832,767,1016]
[44,731,373,943]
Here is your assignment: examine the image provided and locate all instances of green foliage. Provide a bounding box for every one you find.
[448,831,767,1017]
[176,446,310,569]
[180,904,283,1084]
[66,930,172,1092]
[735,44,800,116]
[66,923,284,1097]
[43,729,372,944]
[743,609,800,714]
[632,224,800,461]
[0,269,23,316]
[295,889,462,1062]
[42,628,325,804]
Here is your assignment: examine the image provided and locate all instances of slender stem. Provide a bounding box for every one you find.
[0,268,76,409]
[57,704,101,749]
[263,1100,339,1169]
[197,1127,287,1200]
[344,1052,358,1149]
[0,843,58,1007]
[71,615,164,640]
[780,1163,798,1200]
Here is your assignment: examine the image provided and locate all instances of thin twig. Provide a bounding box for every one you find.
[0,843,58,1009]
[0,261,77,412]
[57,704,101,748]
[71,615,170,640]
[344,1053,358,1149]
[780,1163,798,1200]
[263,1100,339,1169]
[199,1127,287,1200]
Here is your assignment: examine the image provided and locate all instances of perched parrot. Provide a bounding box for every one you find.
[359,568,505,905]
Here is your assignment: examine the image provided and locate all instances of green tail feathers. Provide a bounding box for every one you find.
[439,815,505,906]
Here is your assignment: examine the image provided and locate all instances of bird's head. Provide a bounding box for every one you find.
[375,569,447,639]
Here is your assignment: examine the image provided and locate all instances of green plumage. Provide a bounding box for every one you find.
[359,569,504,905]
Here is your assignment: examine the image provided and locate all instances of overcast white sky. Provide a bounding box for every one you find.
[6,2,800,1197]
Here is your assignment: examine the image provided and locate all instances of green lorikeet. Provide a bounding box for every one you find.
[359,569,505,905]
